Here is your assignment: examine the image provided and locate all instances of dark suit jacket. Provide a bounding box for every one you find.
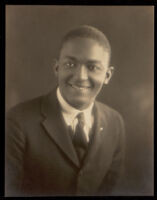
[5,89,125,196]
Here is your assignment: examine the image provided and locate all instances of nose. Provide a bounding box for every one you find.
[75,65,88,80]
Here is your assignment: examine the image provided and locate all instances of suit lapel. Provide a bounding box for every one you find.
[40,90,80,168]
[83,102,112,167]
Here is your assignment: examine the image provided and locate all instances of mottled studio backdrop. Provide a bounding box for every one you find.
[6,6,154,195]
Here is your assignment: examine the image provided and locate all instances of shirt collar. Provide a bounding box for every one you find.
[56,87,94,127]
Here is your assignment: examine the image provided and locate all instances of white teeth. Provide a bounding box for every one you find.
[71,85,89,90]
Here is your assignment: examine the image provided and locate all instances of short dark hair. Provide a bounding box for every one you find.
[59,25,111,57]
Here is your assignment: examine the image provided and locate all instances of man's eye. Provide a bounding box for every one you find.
[88,64,101,71]
[65,62,75,68]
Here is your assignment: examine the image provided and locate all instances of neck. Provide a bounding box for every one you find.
[56,87,94,112]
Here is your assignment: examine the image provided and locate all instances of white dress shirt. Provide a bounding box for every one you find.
[56,88,94,142]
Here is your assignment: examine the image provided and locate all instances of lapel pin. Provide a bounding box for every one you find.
[100,127,103,132]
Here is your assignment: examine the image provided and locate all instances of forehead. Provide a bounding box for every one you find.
[59,37,110,64]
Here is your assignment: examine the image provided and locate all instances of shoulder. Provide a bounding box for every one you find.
[95,100,125,129]
[6,94,46,122]
[95,100,123,119]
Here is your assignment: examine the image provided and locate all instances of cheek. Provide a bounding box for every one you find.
[58,69,68,80]
[91,74,105,87]
[58,70,73,84]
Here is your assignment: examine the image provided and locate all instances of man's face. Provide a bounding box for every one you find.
[55,37,113,110]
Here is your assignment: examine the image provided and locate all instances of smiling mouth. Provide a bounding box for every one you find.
[69,83,91,91]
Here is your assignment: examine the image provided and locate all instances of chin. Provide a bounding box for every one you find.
[69,98,91,110]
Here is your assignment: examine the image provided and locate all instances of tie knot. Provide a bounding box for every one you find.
[76,112,85,126]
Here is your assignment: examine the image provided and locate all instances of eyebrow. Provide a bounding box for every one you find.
[64,56,77,61]
[64,56,102,65]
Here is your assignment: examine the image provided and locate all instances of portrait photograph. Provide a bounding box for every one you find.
[5,5,154,196]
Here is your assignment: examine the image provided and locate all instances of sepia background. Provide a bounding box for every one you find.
[6,6,154,195]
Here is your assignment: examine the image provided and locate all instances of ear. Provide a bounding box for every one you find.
[104,66,114,84]
[52,59,59,77]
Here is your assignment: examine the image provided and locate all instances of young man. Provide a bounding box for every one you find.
[5,25,125,196]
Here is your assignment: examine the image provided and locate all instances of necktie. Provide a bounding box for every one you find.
[73,112,88,164]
